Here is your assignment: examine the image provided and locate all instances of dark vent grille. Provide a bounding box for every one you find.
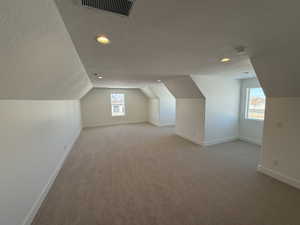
[82,0,135,16]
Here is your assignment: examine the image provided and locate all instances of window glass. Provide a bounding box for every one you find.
[111,93,125,116]
[246,88,265,120]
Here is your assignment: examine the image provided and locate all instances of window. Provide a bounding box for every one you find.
[245,88,266,120]
[111,93,125,116]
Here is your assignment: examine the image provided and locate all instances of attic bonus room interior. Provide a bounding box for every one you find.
[1,1,300,225]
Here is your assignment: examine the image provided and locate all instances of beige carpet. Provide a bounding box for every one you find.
[32,123,300,225]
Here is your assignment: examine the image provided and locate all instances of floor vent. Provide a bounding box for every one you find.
[81,0,135,16]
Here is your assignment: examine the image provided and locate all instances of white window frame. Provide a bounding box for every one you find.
[111,93,126,117]
[245,88,265,121]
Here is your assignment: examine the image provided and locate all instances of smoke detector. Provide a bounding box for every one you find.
[235,46,247,55]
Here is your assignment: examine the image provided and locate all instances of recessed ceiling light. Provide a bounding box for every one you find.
[220,58,231,63]
[94,73,103,79]
[96,35,110,45]
[157,80,161,82]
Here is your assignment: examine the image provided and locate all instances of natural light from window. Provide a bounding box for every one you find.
[245,88,266,120]
[111,93,125,116]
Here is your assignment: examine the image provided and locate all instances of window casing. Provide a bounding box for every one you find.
[111,93,125,116]
[245,88,265,121]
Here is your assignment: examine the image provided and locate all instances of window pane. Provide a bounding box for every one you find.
[246,88,265,120]
[113,105,120,113]
[111,93,124,104]
[111,93,125,116]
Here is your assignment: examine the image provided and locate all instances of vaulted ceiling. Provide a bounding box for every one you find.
[1,0,300,99]
[55,0,300,91]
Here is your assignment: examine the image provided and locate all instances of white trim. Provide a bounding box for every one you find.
[111,93,126,117]
[239,136,262,146]
[244,118,264,122]
[148,121,160,127]
[111,114,126,117]
[148,122,175,127]
[22,128,81,225]
[203,136,239,146]
[83,121,148,129]
[245,87,250,119]
[257,165,300,190]
[244,87,266,121]
[158,123,175,127]
[175,133,202,145]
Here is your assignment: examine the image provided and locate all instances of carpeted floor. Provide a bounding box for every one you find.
[32,123,300,225]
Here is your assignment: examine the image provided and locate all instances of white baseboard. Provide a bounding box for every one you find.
[239,136,262,146]
[175,133,202,145]
[158,123,175,127]
[203,136,239,146]
[22,128,81,225]
[148,121,161,127]
[148,121,175,127]
[83,121,147,129]
[257,165,300,190]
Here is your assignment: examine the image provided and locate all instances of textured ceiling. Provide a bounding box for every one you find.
[55,0,300,89]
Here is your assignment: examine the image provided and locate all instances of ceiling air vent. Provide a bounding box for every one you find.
[81,0,135,16]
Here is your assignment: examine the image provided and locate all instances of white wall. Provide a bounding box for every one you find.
[148,99,160,126]
[239,78,264,145]
[164,76,205,144]
[141,84,176,127]
[192,75,240,145]
[176,99,205,145]
[150,84,176,126]
[0,100,82,225]
[159,98,176,126]
[258,97,300,189]
[251,47,300,189]
[81,88,148,128]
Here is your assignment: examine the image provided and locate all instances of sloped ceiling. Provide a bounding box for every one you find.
[149,84,175,100]
[164,76,204,99]
[2,0,300,98]
[92,74,164,89]
[55,0,300,88]
[141,83,175,101]
[140,87,157,99]
[0,0,92,100]
[251,46,300,97]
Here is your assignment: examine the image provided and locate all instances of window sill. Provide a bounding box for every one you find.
[245,118,264,122]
